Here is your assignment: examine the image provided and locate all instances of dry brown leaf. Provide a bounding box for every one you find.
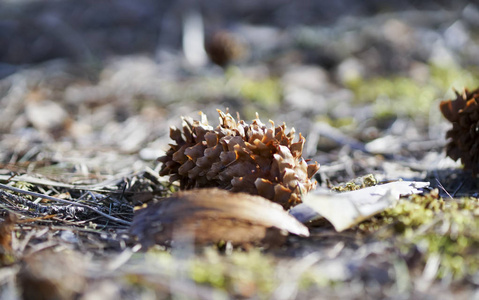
[129,188,309,249]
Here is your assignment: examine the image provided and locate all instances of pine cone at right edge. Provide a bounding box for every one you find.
[439,88,479,175]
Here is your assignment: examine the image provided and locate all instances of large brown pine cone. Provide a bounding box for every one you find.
[158,110,319,208]
[439,88,479,174]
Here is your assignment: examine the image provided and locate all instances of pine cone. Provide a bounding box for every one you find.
[159,110,320,208]
[439,88,479,174]
[205,31,246,67]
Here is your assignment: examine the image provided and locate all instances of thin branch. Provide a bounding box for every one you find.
[0,183,131,226]
[452,180,465,197]
[435,178,452,199]
[0,189,92,220]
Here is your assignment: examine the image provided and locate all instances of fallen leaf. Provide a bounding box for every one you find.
[129,188,309,248]
[290,181,430,231]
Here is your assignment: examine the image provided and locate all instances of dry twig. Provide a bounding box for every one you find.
[0,183,131,226]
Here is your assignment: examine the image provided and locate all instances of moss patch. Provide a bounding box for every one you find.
[225,68,282,108]
[360,189,479,280]
[330,174,378,192]
[345,63,479,118]
[133,246,337,298]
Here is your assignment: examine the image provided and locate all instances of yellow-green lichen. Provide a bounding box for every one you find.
[9,181,34,201]
[330,174,378,192]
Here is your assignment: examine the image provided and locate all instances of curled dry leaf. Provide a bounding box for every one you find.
[440,88,479,174]
[158,110,319,209]
[129,188,309,248]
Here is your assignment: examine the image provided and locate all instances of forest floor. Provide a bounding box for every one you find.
[2,1,479,299]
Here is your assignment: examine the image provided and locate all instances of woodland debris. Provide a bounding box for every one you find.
[0,183,131,226]
[24,89,71,138]
[158,110,319,209]
[17,250,86,300]
[129,188,309,248]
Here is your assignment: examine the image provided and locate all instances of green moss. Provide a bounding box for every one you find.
[137,247,334,297]
[430,64,479,93]
[298,269,333,289]
[225,68,282,107]
[361,190,479,280]
[315,115,356,129]
[12,181,33,191]
[345,63,479,118]
[9,181,34,200]
[346,75,436,117]
[141,248,276,296]
[331,174,378,192]
[239,77,281,105]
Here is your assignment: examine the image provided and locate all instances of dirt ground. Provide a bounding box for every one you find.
[1,1,479,299]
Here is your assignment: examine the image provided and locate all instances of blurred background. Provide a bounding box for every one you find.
[0,0,478,182]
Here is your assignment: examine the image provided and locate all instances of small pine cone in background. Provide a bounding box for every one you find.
[205,31,246,67]
[158,110,320,209]
[440,88,479,174]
